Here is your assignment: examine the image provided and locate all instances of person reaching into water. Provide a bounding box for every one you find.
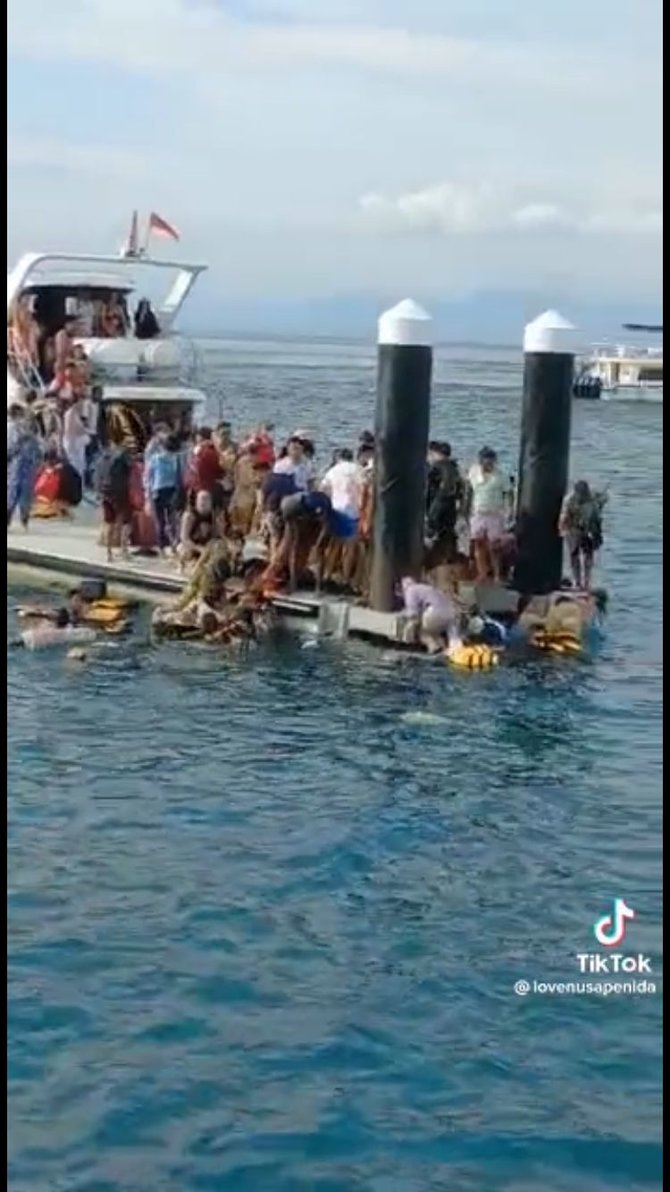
[400,576,463,655]
[559,480,607,590]
[179,489,219,570]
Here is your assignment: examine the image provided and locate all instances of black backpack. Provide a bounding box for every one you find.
[97,448,130,499]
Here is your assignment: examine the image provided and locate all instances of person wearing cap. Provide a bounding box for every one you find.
[465,447,510,584]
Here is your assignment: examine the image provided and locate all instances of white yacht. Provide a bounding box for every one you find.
[574,324,663,400]
[7,242,209,435]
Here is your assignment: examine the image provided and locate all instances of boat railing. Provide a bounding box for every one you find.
[6,329,47,399]
[173,334,203,387]
[590,342,663,361]
[83,334,204,389]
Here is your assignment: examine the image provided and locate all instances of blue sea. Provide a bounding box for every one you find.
[8,339,663,1191]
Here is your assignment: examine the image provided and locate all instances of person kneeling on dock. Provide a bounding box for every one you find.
[179,489,219,572]
[264,490,334,594]
[400,576,462,655]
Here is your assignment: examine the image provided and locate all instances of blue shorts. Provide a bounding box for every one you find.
[328,511,359,541]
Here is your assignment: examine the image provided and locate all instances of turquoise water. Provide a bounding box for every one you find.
[8,341,663,1190]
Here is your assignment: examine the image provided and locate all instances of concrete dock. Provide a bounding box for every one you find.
[7,516,520,644]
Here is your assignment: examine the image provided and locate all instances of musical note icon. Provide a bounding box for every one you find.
[594,898,636,948]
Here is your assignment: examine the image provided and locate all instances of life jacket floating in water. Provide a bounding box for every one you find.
[446,643,500,670]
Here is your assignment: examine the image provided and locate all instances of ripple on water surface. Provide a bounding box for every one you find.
[8,344,663,1191]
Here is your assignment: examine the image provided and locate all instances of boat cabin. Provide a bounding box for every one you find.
[7,251,208,435]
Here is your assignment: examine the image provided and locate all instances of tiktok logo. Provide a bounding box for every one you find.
[593,899,636,948]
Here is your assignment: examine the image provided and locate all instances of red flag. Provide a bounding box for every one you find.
[148,212,180,242]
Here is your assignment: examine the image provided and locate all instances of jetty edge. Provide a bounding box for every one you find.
[6,515,519,644]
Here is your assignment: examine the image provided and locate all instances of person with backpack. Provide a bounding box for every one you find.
[425,440,465,565]
[95,435,133,562]
[559,480,607,590]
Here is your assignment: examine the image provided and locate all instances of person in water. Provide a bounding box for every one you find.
[559,480,607,590]
[179,489,219,569]
[400,576,463,654]
[7,403,42,529]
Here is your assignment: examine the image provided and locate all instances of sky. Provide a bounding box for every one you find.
[7,0,663,330]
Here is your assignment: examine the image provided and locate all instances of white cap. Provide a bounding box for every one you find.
[378,299,432,347]
[523,309,576,355]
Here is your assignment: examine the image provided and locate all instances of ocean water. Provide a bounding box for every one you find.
[8,339,663,1191]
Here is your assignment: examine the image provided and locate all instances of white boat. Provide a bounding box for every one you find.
[574,324,663,401]
[7,243,209,432]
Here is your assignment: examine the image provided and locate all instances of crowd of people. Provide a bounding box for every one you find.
[8,388,607,647]
[8,293,161,386]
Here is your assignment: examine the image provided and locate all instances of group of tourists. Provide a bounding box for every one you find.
[7,388,607,614]
[8,294,161,384]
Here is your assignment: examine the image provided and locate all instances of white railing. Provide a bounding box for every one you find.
[6,329,47,398]
[173,334,203,387]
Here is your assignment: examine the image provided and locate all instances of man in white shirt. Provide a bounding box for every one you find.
[465,446,510,584]
[317,448,365,588]
[320,449,364,524]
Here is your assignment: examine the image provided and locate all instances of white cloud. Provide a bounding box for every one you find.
[512,204,566,231]
[358,182,662,239]
[5,0,627,93]
[7,0,662,306]
[7,138,149,181]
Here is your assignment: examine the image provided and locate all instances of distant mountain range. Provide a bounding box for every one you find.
[181,289,662,345]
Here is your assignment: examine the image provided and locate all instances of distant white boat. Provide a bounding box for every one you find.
[574,323,663,401]
[7,232,208,428]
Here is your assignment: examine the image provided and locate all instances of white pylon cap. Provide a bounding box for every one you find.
[523,309,576,355]
[378,298,433,347]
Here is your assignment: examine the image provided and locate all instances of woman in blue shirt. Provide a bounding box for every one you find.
[144,434,183,554]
